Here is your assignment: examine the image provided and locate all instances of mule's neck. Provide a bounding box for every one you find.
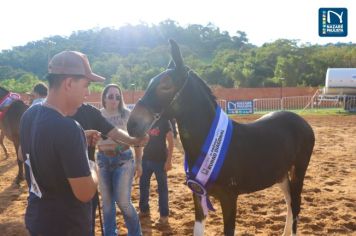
[173,78,217,168]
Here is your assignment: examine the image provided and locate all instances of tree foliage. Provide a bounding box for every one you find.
[0,20,355,92]
[1,74,42,93]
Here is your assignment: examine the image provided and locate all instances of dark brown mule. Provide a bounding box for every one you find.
[0,87,28,183]
[127,40,315,235]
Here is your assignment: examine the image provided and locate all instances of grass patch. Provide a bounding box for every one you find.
[294,108,354,116]
[229,108,355,117]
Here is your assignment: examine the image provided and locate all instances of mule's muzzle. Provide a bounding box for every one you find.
[127,119,142,137]
[127,102,156,137]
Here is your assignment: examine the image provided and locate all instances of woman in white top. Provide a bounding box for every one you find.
[96,84,142,236]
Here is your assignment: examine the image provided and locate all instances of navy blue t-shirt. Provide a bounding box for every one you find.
[143,118,172,162]
[20,104,92,236]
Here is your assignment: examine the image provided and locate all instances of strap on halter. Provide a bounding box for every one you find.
[138,69,192,132]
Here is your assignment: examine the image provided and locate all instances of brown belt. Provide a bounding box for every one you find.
[99,146,130,157]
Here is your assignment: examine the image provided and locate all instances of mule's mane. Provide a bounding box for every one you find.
[0,87,10,100]
[0,87,9,93]
[189,71,217,104]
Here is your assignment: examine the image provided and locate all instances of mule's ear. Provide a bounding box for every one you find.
[169,39,184,69]
[167,59,175,69]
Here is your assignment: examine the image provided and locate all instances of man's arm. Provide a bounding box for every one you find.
[107,128,148,146]
[84,130,101,147]
[68,161,98,202]
[164,131,174,172]
[60,120,99,203]
[77,104,148,147]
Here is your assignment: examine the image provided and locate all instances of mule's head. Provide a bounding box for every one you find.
[127,39,189,137]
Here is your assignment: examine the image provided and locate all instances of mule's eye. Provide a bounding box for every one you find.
[159,76,174,92]
[161,83,172,90]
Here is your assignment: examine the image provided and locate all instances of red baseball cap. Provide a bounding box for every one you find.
[48,51,105,82]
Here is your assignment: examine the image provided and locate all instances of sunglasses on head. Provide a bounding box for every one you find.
[106,94,121,101]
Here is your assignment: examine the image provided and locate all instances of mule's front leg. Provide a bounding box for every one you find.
[193,193,206,236]
[220,193,237,236]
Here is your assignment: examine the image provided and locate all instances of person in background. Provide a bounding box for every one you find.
[96,83,143,236]
[71,103,148,236]
[139,117,174,225]
[20,50,103,236]
[28,82,48,106]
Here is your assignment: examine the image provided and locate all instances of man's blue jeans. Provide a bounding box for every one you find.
[139,159,169,217]
[96,150,141,236]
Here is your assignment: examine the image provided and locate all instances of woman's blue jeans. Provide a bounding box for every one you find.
[139,159,169,217]
[96,150,142,236]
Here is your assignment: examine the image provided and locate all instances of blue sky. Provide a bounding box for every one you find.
[0,0,354,50]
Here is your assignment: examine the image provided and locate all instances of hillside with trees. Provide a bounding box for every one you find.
[0,20,355,92]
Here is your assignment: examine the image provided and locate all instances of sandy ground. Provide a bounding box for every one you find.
[0,114,355,235]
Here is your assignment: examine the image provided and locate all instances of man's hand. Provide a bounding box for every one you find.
[164,160,172,172]
[132,134,149,147]
[84,130,101,147]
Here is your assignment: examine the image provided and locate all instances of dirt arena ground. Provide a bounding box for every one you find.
[0,114,355,235]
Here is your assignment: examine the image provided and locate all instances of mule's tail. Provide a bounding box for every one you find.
[290,125,315,234]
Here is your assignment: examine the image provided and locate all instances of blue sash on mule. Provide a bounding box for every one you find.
[184,106,233,216]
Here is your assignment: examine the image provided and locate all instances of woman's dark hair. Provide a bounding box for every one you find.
[101,83,127,117]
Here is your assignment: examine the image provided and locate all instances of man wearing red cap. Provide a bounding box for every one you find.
[20,51,105,236]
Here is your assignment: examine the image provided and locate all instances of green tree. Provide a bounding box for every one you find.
[1,73,41,92]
